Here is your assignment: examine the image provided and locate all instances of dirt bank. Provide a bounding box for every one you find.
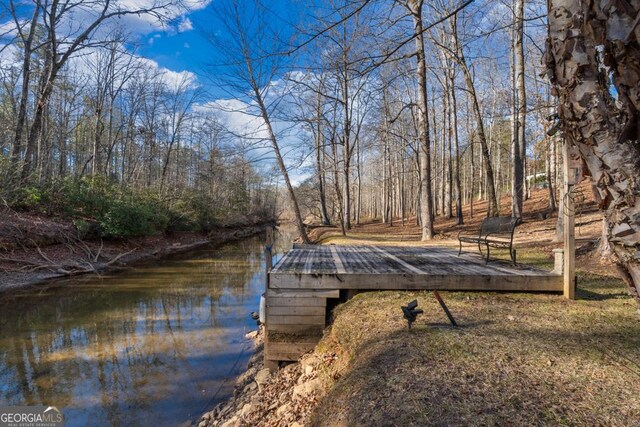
[0,209,271,292]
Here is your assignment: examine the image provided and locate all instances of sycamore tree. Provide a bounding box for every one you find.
[544,0,640,311]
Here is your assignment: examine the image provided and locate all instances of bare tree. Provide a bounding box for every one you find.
[511,0,526,218]
[8,0,178,179]
[7,0,41,171]
[404,0,434,240]
[206,0,310,242]
[448,10,499,216]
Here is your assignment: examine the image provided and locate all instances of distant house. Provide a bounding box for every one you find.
[526,172,548,189]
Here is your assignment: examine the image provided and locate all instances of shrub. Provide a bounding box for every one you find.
[100,202,147,239]
[19,186,49,210]
[3,172,272,240]
[56,177,170,239]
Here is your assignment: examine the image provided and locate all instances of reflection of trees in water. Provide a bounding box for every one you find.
[0,234,282,424]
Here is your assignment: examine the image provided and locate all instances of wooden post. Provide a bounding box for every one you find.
[265,246,273,273]
[552,248,564,275]
[265,226,274,273]
[562,138,576,299]
[264,225,276,372]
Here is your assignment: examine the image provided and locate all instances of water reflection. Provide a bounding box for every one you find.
[0,229,291,426]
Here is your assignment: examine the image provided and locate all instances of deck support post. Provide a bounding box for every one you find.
[265,226,274,273]
[562,138,576,299]
[264,359,279,373]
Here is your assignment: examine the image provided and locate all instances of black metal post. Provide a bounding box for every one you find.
[433,291,458,327]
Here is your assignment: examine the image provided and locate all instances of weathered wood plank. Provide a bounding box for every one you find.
[275,245,553,275]
[265,351,307,362]
[369,246,427,274]
[266,341,318,356]
[265,288,340,298]
[267,315,325,325]
[267,306,325,316]
[267,297,327,307]
[267,324,325,334]
[329,245,347,274]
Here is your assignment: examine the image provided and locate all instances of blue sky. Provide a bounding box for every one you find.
[0,0,317,183]
[138,0,307,99]
[138,7,212,85]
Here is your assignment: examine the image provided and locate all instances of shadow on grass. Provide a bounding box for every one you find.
[310,321,639,427]
[577,287,629,301]
[422,319,495,329]
[576,271,629,301]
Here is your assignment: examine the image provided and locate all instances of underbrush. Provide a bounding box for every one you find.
[6,176,271,239]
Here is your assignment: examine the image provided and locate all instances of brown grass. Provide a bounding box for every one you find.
[310,276,639,426]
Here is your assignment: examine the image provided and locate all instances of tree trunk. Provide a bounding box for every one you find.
[452,16,499,216]
[315,99,330,225]
[11,5,41,170]
[250,84,309,241]
[446,89,453,219]
[545,0,640,311]
[450,73,463,225]
[409,0,434,240]
[546,136,557,211]
[511,0,525,218]
[355,133,362,225]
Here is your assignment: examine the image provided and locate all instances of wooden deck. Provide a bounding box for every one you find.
[264,244,563,366]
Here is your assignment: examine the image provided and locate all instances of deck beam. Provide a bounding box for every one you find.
[270,272,562,292]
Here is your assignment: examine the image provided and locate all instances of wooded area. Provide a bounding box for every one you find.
[0,0,277,238]
[1,0,639,307]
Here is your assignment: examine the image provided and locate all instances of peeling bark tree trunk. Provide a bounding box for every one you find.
[545,0,640,311]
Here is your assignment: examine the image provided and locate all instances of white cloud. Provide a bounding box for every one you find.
[136,56,198,90]
[59,43,197,92]
[184,42,191,48]
[148,33,161,45]
[193,94,315,179]
[0,42,19,69]
[178,18,193,32]
[0,20,19,38]
[195,99,270,141]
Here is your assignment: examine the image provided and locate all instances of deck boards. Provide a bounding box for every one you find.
[271,245,559,279]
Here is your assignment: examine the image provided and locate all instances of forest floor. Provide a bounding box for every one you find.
[202,183,640,427]
[0,206,269,292]
[309,181,607,272]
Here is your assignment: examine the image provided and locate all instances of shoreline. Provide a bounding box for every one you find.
[196,327,326,427]
[0,222,272,293]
